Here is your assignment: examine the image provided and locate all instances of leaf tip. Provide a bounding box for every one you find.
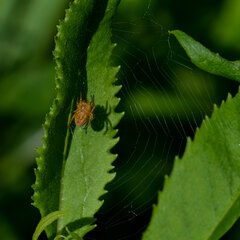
[227,92,232,100]
[120,111,125,117]
[168,29,182,37]
[186,136,192,145]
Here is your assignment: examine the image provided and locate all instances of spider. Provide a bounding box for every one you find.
[68,93,95,129]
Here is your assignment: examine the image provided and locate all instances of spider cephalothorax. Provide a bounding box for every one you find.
[68,93,95,129]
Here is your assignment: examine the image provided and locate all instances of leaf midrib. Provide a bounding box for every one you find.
[206,186,240,239]
[57,107,72,234]
[80,135,90,217]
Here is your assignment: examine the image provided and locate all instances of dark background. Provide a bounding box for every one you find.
[0,0,239,239]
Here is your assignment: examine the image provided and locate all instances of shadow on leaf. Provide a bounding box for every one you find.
[62,217,96,235]
[91,101,112,133]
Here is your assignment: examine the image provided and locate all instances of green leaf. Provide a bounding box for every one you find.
[53,236,67,240]
[170,30,240,82]
[32,211,67,240]
[66,227,83,240]
[143,91,240,239]
[32,0,122,239]
[57,0,123,237]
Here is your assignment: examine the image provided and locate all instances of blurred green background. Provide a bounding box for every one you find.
[0,0,239,239]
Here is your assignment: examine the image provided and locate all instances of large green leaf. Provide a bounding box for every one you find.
[57,0,123,237]
[170,30,240,82]
[32,0,122,239]
[143,31,240,240]
[143,91,240,240]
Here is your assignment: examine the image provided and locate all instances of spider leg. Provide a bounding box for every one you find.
[76,92,82,107]
[84,113,93,129]
[76,96,79,106]
[90,95,95,107]
[68,113,76,128]
[91,105,96,114]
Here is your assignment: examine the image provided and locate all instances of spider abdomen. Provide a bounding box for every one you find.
[68,93,95,129]
[74,102,93,126]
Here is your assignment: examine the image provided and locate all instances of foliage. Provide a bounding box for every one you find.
[32,211,67,240]
[32,0,122,238]
[143,31,240,240]
[1,0,240,239]
[170,30,240,83]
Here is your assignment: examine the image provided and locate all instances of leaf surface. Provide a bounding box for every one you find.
[58,0,123,236]
[143,91,240,240]
[143,31,240,240]
[32,211,67,240]
[170,30,240,82]
[32,0,122,238]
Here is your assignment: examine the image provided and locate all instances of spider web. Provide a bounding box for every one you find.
[85,0,237,239]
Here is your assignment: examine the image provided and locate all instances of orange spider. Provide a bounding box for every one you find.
[68,93,95,128]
